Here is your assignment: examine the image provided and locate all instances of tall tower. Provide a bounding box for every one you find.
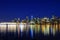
[31,16,33,21]
[17,18,20,22]
[26,16,29,23]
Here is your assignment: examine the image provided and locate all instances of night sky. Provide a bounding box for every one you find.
[0,0,60,21]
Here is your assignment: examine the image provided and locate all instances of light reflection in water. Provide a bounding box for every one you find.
[30,28,33,38]
[0,22,59,36]
[30,25,35,38]
[59,24,60,32]
[34,24,40,33]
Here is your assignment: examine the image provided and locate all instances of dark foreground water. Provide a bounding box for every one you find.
[0,31,60,40]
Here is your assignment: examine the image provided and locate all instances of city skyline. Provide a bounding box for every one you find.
[0,15,59,22]
[0,0,60,40]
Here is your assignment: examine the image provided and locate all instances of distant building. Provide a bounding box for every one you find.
[0,16,60,35]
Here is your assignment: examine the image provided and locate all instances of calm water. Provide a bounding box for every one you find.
[0,30,60,40]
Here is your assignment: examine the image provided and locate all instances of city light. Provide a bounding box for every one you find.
[0,16,60,36]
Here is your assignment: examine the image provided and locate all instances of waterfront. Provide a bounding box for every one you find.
[0,22,60,40]
[0,16,60,40]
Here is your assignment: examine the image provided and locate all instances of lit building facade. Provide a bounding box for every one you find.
[0,16,60,35]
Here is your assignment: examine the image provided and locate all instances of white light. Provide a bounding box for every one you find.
[8,24,16,32]
[0,24,6,32]
[19,23,25,32]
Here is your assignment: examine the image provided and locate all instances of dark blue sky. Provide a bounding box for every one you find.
[0,0,60,20]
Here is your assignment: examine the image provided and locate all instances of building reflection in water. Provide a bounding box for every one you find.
[0,22,59,35]
[0,16,60,37]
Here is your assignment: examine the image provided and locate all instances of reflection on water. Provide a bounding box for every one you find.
[0,23,60,40]
[0,24,59,35]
